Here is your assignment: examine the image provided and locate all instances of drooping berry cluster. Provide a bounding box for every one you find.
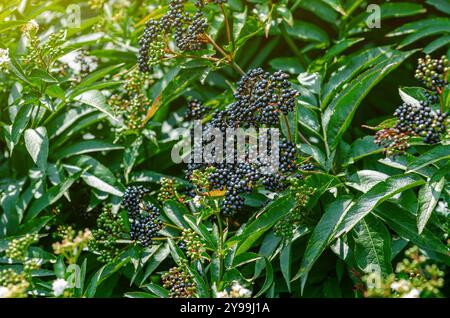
[275,179,316,239]
[185,99,209,120]
[123,185,149,216]
[178,229,206,262]
[138,0,215,72]
[89,204,126,263]
[129,203,164,247]
[122,186,164,247]
[375,128,411,156]
[184,69,300,216]
[415,55,449,91]
[209,68,299,128]
[161,266,197,298]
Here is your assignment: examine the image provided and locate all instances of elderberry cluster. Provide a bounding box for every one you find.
[89,204,126,263]
[138,0,215,73]
[210,68,299,128]
[161,266,197,298]
[122,186,164,247]
[415,55,449,91]
[129,204,163,247]
[185,69,300,216]
[185,99,209,120]
[393,102,448,144]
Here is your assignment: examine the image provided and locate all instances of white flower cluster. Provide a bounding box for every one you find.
[390,279,421,298]
[52,278,68,297]
[0,286,11,298]
[216,281,252,298]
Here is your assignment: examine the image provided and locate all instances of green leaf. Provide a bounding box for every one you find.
[183,214,216,250]
[67,64,124,99]
[352,214,392,275]
[254,257,273,297]
[380,2,426,18]
[140,243,170,285]
[399,24,450,48]
[285,20,329,44]
[424,35,450,54]
[321,0,346,15]
[293,196,353,288]
[143,283,170,298]
[25,170,83,220]
[322,47,388,106]
[125,291,159,298]
[84,256,130,298]
[323,50,414,150]
[417,173,446,234]
[426,0,450,14]
[228,195,296,254]
[280,242,292,292]
[374,204,448,255]
[162,200,189,229]
[407,145,450,172]
[387,17,450,37]
[73,90,117,120]
[24,127,48,171]
[334,174,425,238]
[10,103,33,153]
[53,140,123,160]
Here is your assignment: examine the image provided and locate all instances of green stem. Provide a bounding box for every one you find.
[282,114,293,142]
[205,33,245,76]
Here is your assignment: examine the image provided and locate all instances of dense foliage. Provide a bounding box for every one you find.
[0,0,449,298]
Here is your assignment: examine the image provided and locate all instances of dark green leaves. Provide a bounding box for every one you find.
[334,174,425,238]
[352,214,392,275]
[293,196,352,287]
[417,169,448,234]
[323,49,414,151]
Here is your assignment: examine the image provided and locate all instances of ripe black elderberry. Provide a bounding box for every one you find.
[129,203,163,247]
[185,99,209,120]
[123,185,149,217]
[415,55,449,91]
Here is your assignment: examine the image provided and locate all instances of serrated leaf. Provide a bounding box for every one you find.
[417,173,446,234]
[352,214,392,275]
[374,204,448,255]
[408,145,450,172]
[293,196,353,288]
[73,90,117,120]
[323,50,414,151]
